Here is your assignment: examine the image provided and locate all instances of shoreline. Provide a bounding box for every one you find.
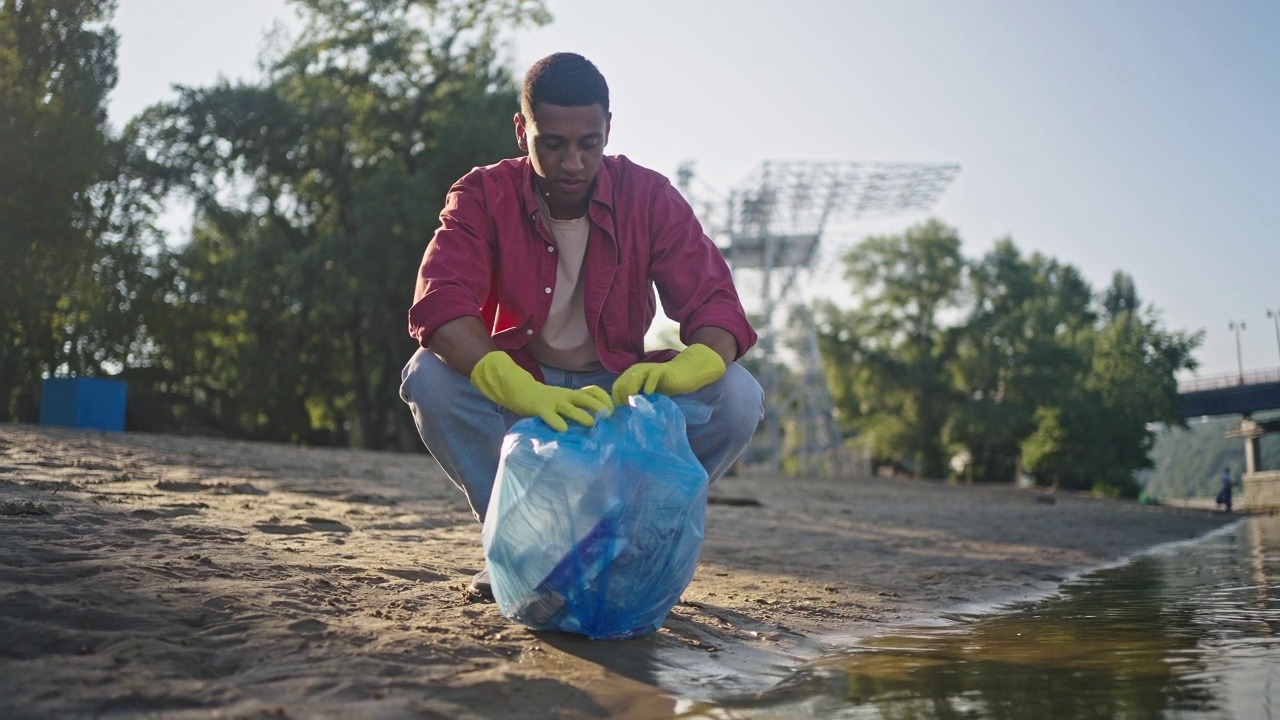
[0,424,1237,718]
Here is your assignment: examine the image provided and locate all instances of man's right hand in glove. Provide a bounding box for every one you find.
[470,350,611,432]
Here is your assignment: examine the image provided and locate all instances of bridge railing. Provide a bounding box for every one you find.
[1178,367,1280,394]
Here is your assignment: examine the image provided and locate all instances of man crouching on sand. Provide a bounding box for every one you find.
[399,52,764,599]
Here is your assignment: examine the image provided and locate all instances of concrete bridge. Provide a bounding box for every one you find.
[1178,367,1280,512]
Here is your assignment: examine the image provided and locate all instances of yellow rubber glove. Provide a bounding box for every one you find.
[470,351,611,432]
[611,344,727,405]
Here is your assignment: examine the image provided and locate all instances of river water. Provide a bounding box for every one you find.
[685,514,1280,719]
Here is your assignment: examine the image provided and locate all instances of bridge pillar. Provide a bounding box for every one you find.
[1246,435,1260,474]
[1229,419,1280,511]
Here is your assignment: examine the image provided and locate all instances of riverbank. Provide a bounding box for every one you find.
[0,424,1236,719]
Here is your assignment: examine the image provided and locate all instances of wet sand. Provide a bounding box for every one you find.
[0,424,1236,718]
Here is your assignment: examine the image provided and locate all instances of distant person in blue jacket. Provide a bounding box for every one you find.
[1215,467,1235,513]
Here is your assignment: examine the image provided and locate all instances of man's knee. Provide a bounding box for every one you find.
[710,363,765,436]
[721,363,757,425]
[401,347,461,406]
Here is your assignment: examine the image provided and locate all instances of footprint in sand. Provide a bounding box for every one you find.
[154,480,268,495]
[380,568,449,583]
[287,618,328,635]
[131,503,207,519]
[0,499,51,516]
[253,517,352,535]
[154,480,209,492]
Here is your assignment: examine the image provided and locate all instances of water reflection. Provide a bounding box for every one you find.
[685,516,1279,719]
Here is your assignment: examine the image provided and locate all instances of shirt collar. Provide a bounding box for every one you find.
[519,156,616,220]
[590,156,615,213]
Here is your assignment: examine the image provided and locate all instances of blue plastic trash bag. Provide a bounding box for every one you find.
[482,394,709,639]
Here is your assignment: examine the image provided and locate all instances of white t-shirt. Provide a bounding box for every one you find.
[525,199,602,372]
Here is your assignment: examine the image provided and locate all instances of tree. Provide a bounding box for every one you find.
[129,0,549,447]
[1101,270,1140,322]
[0,0,119,420]
[821,223,1200,494]
[948,239,1095,483]
[1020,297,1201,496]
[1071,308,1202,494]
[820,218,966,478]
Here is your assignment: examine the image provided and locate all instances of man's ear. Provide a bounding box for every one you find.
[514,112,529,152]
[604,111,612,147]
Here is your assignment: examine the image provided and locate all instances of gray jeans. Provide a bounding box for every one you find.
[399,348,764,521]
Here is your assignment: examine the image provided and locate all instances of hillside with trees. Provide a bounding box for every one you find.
[1140,414,1280,500]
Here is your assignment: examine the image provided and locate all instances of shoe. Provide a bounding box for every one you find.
[468,568,494,602]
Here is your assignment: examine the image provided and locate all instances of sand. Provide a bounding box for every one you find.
[0,424,1236,719]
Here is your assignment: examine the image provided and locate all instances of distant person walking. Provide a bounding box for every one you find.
[1215,467,1235,513]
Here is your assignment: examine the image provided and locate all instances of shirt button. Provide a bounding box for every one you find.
[547,245,555,252]
[544,287,552,294]
[526,329,534,335]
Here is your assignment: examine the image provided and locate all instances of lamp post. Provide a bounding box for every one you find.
[1268,309,1280,365]
[1229,320,1246,382]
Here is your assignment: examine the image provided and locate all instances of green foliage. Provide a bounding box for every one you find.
[125,0,548,446]
[0,0,126,420]
[948,240,1095,483]
[819,223,1202,493]
[1072,308,1202,492]
[819,219,965,478]
[1014,306,1199,496]
[1021,405,1071,484]
[0,0,552,448]
[1101,269,1140,321]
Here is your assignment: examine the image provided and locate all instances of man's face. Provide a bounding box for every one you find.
[515,102,610,219]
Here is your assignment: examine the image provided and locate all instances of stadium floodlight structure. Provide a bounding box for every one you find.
[694,160,960,476]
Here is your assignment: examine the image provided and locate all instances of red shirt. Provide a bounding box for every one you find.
[409,155,757,378]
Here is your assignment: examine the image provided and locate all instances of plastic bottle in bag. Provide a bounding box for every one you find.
[483,394,709,639]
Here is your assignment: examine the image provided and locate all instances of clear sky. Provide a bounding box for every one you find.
[110,0,1280,378]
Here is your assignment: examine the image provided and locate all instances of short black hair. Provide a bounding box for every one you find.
[521,52,609,119]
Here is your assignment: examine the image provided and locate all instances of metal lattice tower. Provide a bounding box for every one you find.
[688,160,960,476]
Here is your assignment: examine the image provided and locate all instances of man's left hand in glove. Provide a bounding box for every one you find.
[611,343,727,405]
